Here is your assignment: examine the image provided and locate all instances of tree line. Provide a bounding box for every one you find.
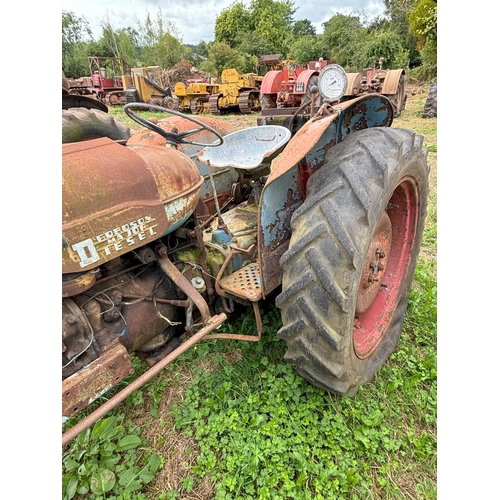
[62,0,436,82]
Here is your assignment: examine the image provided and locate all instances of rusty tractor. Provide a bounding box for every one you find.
[208,69,263,114]
[259,54,334,113]
[65,57,130,106]
[66,58,174,108]
[343,58,407,118]
[62,63,430,444]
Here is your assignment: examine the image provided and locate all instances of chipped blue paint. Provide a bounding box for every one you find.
[260,168,301,247]
[336,94,393,143]
[210,227,232,245]
[159,201,194,236]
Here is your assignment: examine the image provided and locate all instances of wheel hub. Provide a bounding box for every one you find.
[356,210,392,315]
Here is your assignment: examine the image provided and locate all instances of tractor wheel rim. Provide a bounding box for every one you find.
[353,176,419,359]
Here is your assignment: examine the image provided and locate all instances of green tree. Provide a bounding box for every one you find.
[201,41,246,79]
[291,19,316,38]
[62,11,94,77]
[215,2,253,48]
[287,36,323,64]
[357,29,409,69]
[249,0,296,55]
[383,0,420,66]
[213,0,299,62]
[137,8,184,66]
[409,0,437,77]
[238,31,277,61]
[157,32,192,68]
[100,13,139,66]
[190,41,209,66]
[321,13,366,69]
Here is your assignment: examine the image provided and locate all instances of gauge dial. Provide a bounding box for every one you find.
[318,64,348,101]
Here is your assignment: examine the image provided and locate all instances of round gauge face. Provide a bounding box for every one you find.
[318,64,348,101]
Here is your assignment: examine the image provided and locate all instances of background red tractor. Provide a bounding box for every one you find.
[258,54,333,112]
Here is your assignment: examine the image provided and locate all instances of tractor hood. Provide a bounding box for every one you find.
[62,137,203,274]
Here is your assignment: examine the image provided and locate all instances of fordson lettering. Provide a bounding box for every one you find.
[72,215,157,267]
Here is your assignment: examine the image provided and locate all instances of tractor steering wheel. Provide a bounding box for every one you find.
[124,103,224,148]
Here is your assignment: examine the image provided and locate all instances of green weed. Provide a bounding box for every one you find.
[62,416,162,499]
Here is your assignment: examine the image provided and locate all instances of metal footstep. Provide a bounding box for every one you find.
[219,262,262,302]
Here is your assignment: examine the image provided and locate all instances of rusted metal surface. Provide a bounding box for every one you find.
[62,341,133,422]
[156,245,211,322]
[62,265,182,380]
[126,115,237,148]
[127,115,239,207]
[62,137,203,274]
[258,54,282,66]
[353,176,419,360]
[219,263,262,301]
[381,69,405,95]
[356,211,392,315]
[258,95,394,295]
[62,313,228,446]
[203,302,263,341]
[345,72,363,96]
[62,269,99,297]
[238,90,261,114]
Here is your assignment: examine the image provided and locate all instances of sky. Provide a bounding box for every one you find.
[61,0,386,46]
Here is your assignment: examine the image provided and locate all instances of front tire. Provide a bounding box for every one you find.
[276,127,429,395]
[300,75,322,113]
[163,96,175,110]
[260,93,276,111]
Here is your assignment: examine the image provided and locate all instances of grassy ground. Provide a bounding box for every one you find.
[63,87,437,500]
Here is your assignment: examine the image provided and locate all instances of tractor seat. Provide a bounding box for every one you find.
[197,125,291,170]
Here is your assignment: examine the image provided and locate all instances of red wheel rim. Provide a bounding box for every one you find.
[353,176,419,359]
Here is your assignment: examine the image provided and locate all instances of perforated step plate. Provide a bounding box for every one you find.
[219,262,262,302]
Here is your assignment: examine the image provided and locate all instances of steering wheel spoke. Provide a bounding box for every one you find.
[124,103,223,148]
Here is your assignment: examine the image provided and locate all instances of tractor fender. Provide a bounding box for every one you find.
[381,69,405,95]
[294,70,319,95]
[257,94,394,296]
[344,72,363,97]
[261,69,287,93]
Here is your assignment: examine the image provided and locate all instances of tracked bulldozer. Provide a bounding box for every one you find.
[209,69,263,114]
[173,79,219,114]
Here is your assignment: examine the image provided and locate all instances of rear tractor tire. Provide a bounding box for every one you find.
[422,81,437,118]
[276,127,429,396]
[62,107,131,144]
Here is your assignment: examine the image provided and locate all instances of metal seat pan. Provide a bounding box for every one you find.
[197,125,291,170]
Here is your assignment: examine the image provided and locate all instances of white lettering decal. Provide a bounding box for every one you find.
[72,238,100,268]
[72,215,158,268]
